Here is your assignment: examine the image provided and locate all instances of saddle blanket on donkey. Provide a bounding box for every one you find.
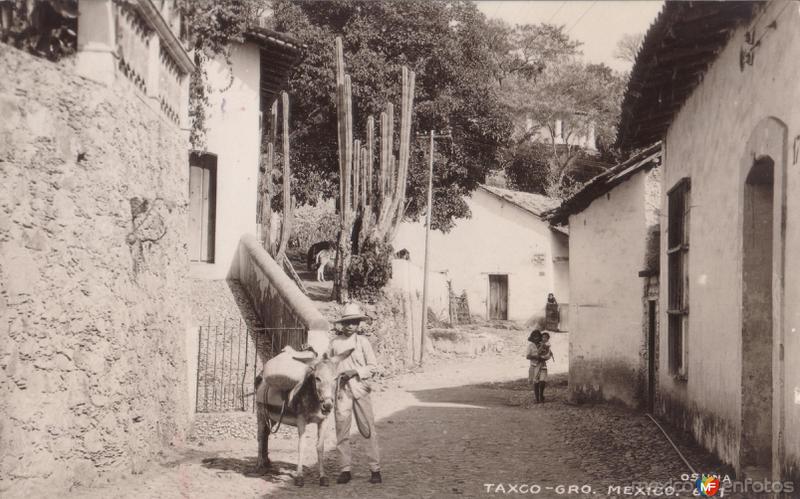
[256,344,371,437]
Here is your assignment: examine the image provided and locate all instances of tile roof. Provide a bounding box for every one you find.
[616,2,755,150]
[244,27,305,104]
[544,142,663,225]
[479,185,561,218]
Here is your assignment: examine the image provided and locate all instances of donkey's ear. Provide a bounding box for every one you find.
[330,348,354,365]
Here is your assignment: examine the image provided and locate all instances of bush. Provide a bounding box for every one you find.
[348,238,393,302]
[289,199,338,252]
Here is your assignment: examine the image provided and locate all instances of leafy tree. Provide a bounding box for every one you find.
[614,32,644,64]
[488,21,581,88]
[490,20,625,198]
[268,0,513,231]
[504,142,550,195]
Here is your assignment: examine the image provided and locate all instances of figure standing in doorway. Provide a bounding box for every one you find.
[545,293,560,331]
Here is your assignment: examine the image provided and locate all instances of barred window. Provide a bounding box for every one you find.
[667,178,690,377]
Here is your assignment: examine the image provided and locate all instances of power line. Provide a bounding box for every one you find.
[547,1,567,24]
[567,1,597,33]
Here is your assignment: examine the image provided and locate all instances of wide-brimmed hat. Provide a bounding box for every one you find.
[333,303,370,323]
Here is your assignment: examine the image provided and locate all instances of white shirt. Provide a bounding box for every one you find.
[329,332,377,398]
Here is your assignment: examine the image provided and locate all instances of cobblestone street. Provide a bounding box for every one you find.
[68,341,733,499]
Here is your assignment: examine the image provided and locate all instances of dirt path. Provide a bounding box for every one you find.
[69,347,733,499]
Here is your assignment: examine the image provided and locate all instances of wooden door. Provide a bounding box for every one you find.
[188,152,217,262]
[489,274,508,320]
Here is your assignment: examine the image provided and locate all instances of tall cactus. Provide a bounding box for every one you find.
[333,37,356,303]
[260,92,293,261]
[333,36,415,303]
[260,100,279,254]
[275,91,293,262]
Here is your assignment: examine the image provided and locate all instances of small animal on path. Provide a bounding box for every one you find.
[316,249,334,281]
[255,349,353,487]
[307,241,335,270]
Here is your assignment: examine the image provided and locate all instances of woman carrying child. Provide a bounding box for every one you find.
[526,330,554,403]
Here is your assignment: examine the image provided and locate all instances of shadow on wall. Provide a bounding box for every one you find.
[568,358,642,408]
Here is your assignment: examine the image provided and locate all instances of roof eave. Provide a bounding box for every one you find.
[545,142,663,225]
[477,185,552,219]
[615,2,756,151]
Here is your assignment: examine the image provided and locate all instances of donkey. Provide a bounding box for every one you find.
[306,240,334,271]
[255,349,353,487]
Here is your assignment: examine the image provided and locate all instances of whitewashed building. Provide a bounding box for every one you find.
[189,28,302,279]
[616,1,800,483]
[547,144,662,409]
[394,185,569,325]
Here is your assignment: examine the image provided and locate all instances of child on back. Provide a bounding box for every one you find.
[526,331,554,404]
[538,332,554,366]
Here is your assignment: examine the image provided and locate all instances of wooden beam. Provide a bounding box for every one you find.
[260,48,301,65]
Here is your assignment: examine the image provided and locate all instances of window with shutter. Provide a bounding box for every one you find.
[667,178,690,377]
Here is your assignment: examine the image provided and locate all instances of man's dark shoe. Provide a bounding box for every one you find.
[369,471,383,484]
[337,471,352,484]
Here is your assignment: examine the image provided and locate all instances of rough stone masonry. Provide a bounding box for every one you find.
[0,45,192,496]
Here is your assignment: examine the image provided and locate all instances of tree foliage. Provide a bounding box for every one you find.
[614,32,644,64]
[348,237,394,302]
[491,21,626,199]
[0,0,78,61]
[268,0,513,231]
[504,141,550,195]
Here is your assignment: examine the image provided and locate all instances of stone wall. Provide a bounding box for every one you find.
[359,289,417,377]
[0,46,191,496]
[315,289,418,375]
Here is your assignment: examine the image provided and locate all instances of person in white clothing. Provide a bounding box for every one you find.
[329,303,382,485]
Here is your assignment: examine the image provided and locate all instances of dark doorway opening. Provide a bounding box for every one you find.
[740,155,774,476]
[488,274,508,320]
[647,299,657,413]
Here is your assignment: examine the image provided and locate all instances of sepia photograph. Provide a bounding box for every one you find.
[1,0,798,497]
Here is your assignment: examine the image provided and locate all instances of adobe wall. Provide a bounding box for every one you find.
[192,43,262,280]
[567,171,649,408]
[0,46,191,495]
[661,1,800,479]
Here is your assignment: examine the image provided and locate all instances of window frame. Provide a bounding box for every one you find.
[666,177,691,379]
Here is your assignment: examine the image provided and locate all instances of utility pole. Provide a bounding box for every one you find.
[419,129,451,366]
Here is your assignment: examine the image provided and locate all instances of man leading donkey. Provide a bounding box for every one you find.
[329,303,383,485]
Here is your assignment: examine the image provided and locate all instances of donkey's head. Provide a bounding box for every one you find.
[308,348,353,416]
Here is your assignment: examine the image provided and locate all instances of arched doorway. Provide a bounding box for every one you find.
[739,116,787,479]
[740,155,774,475]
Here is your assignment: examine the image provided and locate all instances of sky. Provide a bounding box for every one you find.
[475,1,664,73]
